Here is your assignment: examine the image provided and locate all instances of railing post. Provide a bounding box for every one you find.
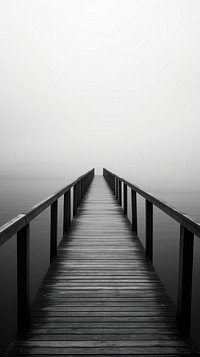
[82,177,85,196]
[17,223,30,327]
[73,183,78,216]
[177,225,194,330]
[84,176,86,194]
[123,183,127,215]
[113,175,115,195]
[76,182,79,208]
[63,189,71,234]
[116,178,118,199]
[131,189,138,234]
[145,200,153,262]
[73,184,77,216]
[77,182,79,207]
[119,180,122,205]
[50,200,58,263]
[81,178,84,201]
[79,180,81,205]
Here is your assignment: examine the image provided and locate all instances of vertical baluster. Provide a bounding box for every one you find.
[79,180,81,205]
[119,180,122,205]
[76,182,78,208]
[73,184,77,216]
[73,184,76,216]
[116,178,118,200]
[77,181,79,207]
[63,190,71,234]
[77,182,79,207]
[145,200,153,262]
[177,226,194,330]
[17,224,30,327]
[123,183,127,215]
[81,178,84,201]
[50,200,58,262]
[83,177,86,196]
[131,189,138,234]
[67,189,71,228]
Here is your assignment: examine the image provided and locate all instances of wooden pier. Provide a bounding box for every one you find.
[1,169,200,355]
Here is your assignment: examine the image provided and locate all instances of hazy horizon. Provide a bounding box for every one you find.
[1,1,200,192]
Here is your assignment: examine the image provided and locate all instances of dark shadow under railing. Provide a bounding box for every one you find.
[103,167,200,332]
[0,168,95,328]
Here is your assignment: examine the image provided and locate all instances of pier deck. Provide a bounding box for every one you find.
[5,176,197,355]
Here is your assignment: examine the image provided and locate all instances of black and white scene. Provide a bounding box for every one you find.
[0,1,200,355]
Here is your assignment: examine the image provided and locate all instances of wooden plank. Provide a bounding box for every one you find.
[6,176,198,356]
[5,346,197,356]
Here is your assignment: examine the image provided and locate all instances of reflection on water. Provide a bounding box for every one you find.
[0,175,200,354]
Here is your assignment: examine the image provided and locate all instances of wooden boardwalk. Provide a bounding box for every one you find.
[6,176,198,355]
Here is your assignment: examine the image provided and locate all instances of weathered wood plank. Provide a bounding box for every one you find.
[5,346,197,355]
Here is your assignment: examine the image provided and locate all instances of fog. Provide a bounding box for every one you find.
[0,1,200,191]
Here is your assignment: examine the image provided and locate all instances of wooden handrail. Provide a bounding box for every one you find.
[103,168,200,238]
[0,169,95,247]
[103,167,198,332]
[0,168,95,327]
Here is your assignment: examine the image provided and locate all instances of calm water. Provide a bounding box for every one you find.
[0,174,200,354]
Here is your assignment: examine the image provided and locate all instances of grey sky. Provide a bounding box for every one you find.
[0,1,200,187]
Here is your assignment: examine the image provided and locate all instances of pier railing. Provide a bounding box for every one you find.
[103,168,200,331]
[0,168,94,327]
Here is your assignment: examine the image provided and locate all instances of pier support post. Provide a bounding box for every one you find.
[116,178,119,200]
[73,184,77,216]
[113,175,115,195]
[119,180,122,206]
[177,225,194,330]
[51,200,58,262]
[17,223,30,327]
[145,200,153,262]
[81,178,84,201]
[78,180,81,206]
[131,189,138,234]
[63,190,71,234]
[123,183,127,215]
